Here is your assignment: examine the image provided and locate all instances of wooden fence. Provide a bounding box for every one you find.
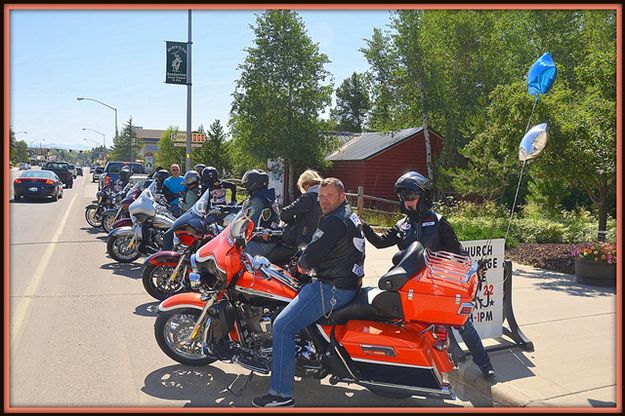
[346,185,400,217]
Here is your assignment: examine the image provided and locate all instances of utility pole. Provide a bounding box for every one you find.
[185,9,193,172]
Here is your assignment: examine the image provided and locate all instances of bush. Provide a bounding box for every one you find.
[513,218,565,243]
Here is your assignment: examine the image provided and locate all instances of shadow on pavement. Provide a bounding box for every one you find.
[80,226,106,236]
[134,301,160,317]
[142,364,463,408]
[513,269,615,298]
[100,261,143,279]
[10,198,56,204]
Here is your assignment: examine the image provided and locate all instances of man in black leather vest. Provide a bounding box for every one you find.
[253,178,364,407]
[241,169,280,258]
[362,171,496,380]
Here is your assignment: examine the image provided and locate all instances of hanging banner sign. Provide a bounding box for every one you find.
[165,41,188,85]
[452,238,505,340]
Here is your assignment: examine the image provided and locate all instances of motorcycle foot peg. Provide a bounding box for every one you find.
[329,376,339,385]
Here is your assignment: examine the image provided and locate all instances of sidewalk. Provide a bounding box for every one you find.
[363,242,619,408]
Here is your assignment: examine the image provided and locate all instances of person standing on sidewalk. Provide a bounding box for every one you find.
[163,164,186,217]
[252,178,365,407]
[361,170,496,380]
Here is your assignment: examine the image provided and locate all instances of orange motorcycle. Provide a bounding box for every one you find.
[154,210,479,400]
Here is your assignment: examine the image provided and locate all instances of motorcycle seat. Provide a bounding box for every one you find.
[378,241,426,291]
[316,286,404,326]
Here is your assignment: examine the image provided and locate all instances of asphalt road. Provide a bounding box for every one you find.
[7,168,478,409]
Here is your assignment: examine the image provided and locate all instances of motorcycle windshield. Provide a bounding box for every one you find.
[191,188,211,217]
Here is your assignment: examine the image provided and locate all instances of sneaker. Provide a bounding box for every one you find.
[252,393,295,407]
[480,364,496,380]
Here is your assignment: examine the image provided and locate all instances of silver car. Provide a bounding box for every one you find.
[68,164,77,179]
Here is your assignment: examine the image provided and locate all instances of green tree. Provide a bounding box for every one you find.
[15,140,29,163]
[360,27,402,131]
[194,119,232,175]
[108,117,142,162]
[230,10,334,201]
[155,126,186,169]
[330,72,371,132]
[9,128,18,164]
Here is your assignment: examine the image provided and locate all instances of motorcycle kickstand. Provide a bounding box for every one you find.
[226,370,254,396]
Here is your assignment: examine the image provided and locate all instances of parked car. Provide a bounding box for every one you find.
[92,166,104,183]
[99,161,146,191]
[18,162,31,170]
[41,161,73,188]
[14,169,64,201]
[68,164,77,179]
[76,166,83,176]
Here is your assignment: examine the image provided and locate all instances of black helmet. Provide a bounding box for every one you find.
[242,169,269,194]
[184,170,201,188]
[153,169,170,185]
[394,171,433,217]
[201,166,219,186]
[194,163,206,174]
[119,167,132,182]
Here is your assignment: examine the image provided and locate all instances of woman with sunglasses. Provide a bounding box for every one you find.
[361,170,496,380]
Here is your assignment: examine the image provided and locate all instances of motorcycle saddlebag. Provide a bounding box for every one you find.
[337,320,443,390]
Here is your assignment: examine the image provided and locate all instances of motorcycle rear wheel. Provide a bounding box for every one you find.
[85,204,103,228]
[142,263,186,301]
[107,234,141,263]
[154,308,217,366]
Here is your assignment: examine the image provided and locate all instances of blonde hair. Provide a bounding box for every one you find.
[297,169,323,193]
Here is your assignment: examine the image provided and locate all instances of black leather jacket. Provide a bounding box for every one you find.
[299,201,365,290]
[279,185,322,245]
[362,209,466,255]
[244,187,280,229]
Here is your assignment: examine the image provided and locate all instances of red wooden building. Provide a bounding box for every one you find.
[322,127,443,201]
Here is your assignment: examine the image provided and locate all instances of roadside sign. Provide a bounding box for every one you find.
[173,143,202,148]
[170,132,206,144]
[453,238,505,340]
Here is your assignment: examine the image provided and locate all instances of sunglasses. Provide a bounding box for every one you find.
[398,191,421,201]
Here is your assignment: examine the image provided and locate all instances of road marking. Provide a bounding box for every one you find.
[10,192,78,352]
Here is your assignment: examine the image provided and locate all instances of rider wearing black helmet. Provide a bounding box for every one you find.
[241,169,280,257]
[194,163,207,175]
[112,166,132,193]
[179,170,202,212]
[201,166,237,206]
[152,169,178,204]
[361,170,496,380]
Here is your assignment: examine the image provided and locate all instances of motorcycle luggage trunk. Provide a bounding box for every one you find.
[337,320,443,390]
[399,251,478,326]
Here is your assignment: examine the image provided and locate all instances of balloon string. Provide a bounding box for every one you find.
[525,95,540,134]
[505,158,527,242]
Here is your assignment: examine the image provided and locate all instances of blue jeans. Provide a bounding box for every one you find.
[269,279,358,398]
[458,317,491,369]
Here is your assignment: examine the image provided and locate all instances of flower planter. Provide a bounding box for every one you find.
[574,258,616,287]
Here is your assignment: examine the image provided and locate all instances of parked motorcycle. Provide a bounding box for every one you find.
[142,201,241,301]
[106,181,177,263]
[154,210,479,400]
[101,181,150,233]
[85,186,117,228]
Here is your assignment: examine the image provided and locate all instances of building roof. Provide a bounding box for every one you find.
[326,127,424,161]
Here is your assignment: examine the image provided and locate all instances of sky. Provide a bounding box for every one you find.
[8,7,395,151]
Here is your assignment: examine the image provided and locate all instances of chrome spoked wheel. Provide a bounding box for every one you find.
[107,235,140,263]
[154,309,216,366]
[143,264,185,300]
[85,206,103,227]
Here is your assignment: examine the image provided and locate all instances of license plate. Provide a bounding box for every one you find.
[29,187,38,192]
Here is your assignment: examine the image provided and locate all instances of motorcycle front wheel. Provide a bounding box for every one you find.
[142,263,187,301]
[107,234,141,263]
[154,308,217,366]
[101,211,117,233]
[85,204,103,228]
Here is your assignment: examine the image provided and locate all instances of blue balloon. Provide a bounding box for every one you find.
[527,52,557,97]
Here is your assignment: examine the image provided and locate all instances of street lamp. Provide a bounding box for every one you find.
[83,138,101,165]
[76,97,118,139]
[82,127,107,161]
[14,130,28,135]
